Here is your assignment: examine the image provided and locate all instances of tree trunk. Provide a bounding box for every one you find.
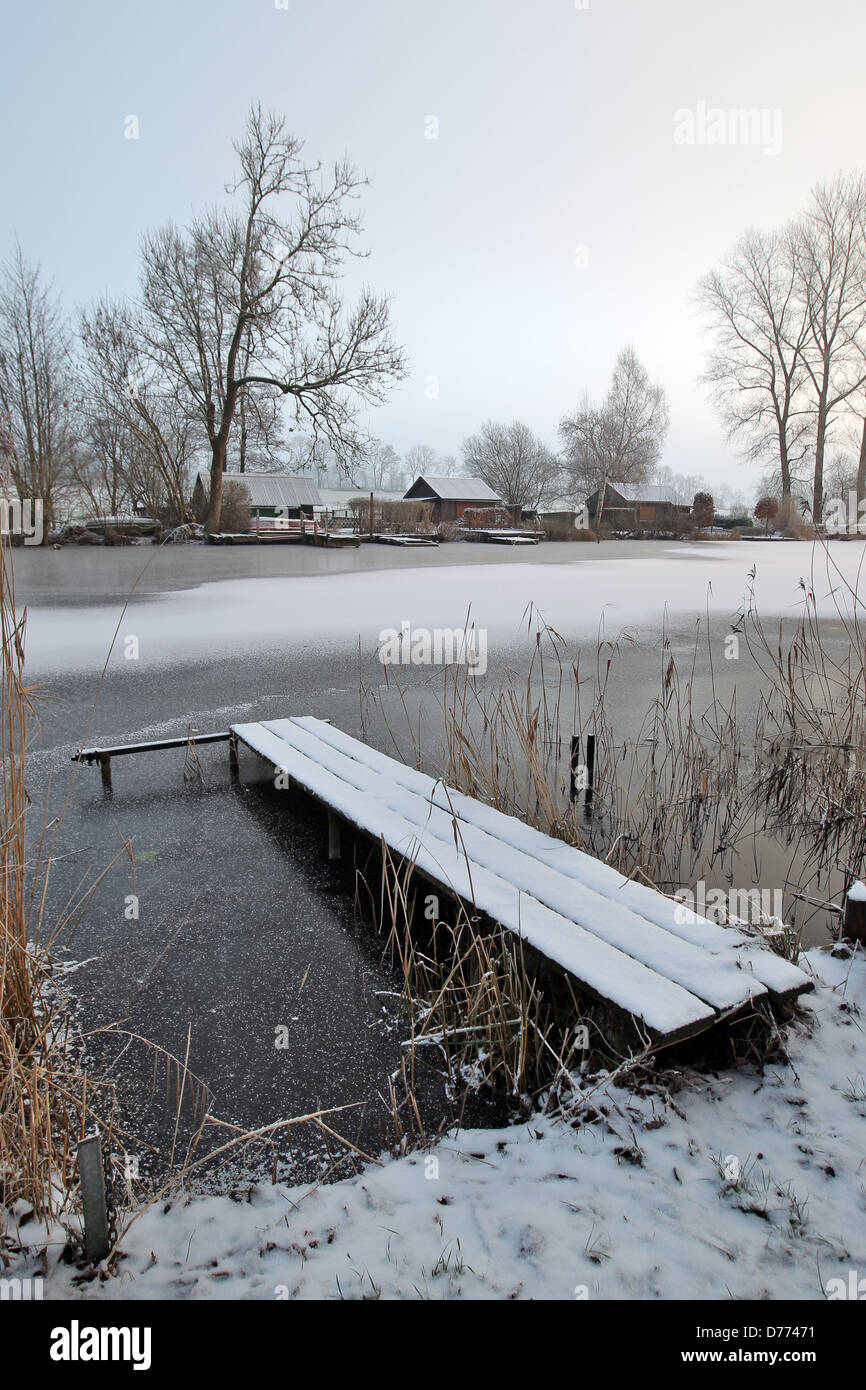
[812,397,828,523]
[778,436,791,499]
[857,415,866,510]
[205,439,226,535]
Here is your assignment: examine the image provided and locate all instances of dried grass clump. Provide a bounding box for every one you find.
[0,536,115,1241]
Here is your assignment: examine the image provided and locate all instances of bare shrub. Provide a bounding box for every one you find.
[219,480,252,534]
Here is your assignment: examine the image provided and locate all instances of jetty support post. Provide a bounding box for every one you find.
[843,882,866,945]
[569,734,595,812]
[328,813,342,862]
[584,734,596,815]
[569,736,580,802]
[99,754,112,791]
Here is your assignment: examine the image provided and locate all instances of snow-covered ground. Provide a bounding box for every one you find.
[20,540,866,675]
[9,945,866,1301]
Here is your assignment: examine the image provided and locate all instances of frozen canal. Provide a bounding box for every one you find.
[12,538,865,1188]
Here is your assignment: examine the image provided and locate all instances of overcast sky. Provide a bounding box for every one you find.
[3,0,864,493]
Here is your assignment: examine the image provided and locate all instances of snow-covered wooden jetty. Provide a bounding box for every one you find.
[231,717,813,1047]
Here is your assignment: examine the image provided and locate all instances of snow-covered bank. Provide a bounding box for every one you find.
[20,541,866,676]
[10,946,866,1301]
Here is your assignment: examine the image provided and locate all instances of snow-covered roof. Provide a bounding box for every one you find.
[197,471,322,509]
[316,488,404,509]
[405,475,500,502]
[607,481,685,504]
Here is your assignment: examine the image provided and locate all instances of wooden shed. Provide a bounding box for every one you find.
[585,480,691,531]
[403,475,502,524]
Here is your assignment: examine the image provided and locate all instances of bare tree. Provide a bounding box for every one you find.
[404,443,440,480]
[366,440,401,490]
[559,346,669,497]
[0,246,76,532]
[73,405,135,518]
[136,106,406,533]
[653,465,707,505]
[461,420,561,508]
[697,227,811,499]
[792,173,866,521]
[234,342,284,474]
[80,300,201,525]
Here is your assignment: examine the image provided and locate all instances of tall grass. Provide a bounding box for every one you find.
[0,535,114,1239]
[361,543,866,952]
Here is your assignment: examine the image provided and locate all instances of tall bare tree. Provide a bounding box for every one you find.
[366,440,401,490]
[0,246,76,532]
[697,227,811,499]
[404,443,441,479]
[136,106,405,533]
[461,420,561,508]
[792,173,866,521]
[559,346,669,498]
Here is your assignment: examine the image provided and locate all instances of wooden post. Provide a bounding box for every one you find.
[369,491,374,539]
[569,735,595,811]
[569,736,580,803]
[228,733,239,777]
[99,754,112,790]
[328,813,341,862]
[584,734,596,815]
[77,1135,110,1263]
[843,883,866,945]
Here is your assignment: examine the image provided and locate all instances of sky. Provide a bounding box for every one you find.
[3,0,865,494]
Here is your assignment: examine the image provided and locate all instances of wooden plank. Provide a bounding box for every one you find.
[290,717,813,1007]
[261,718,769,1015]
[231,720,719,1043]
[74,732,232,763]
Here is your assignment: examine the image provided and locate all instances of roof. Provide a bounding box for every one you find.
[315,488,404,509]
[405,475,500,502]
[197,471,322,509]
[605,481,686,505]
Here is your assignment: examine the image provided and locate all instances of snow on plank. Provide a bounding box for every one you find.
[262,718,765,1014]
[291,717,812,1005]
[230,721,717,1042]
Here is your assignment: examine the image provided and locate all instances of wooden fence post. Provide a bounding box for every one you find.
[77,1135,111,1263]
[843,882,866,945]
